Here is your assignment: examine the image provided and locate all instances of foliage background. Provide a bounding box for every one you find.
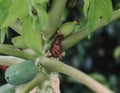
[0,0,120,93]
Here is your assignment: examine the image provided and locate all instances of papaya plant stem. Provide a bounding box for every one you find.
[0,56,24,66]
[39,57,114,93]
[62,8,120,51]
[0,44,36,60]
[42,0,67,40]
[15,72,47,93]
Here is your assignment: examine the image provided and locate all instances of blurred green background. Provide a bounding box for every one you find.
[0,0,120,93]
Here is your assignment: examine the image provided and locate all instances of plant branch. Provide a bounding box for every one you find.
[0,44,36,60]
[42,0,67,40]
[0,56,24,66]
[15,72,47,93]
[39,57,114,93]
[62,8,120,51]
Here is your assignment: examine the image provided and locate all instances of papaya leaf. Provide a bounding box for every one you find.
[83,0,91,17]
[87,0,113,34]
[22,16,42,55]
[12,36,27,49]
[36,0,49,3]
[34,0,49,7]
[0,0,12,26]
[0,28,7,43]
[36,8,48,29]
[21,0,48,55]
[32,0,48,28]
[2,0,28,28]
[0,0,11,43]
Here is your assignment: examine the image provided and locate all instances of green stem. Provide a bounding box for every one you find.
[42,0,67,40]
[15,72,47,93]
[62,27,87,51]
[0,56,24,66]
[62,8,120,51]
[39,57,114,93]
[0,44,36,60]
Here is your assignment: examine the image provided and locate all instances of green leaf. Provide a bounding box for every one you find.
[37,8,48,29]
[22,16,42,55]
[34,0,49,7]
[36,0,49,3]
[83,0,91,17]
[32,0,48,28]
[12,36,27,49]
[2,0,28,28]
[0,0,12,43]
[0,28,7,43]
[0,0,12,26]
[87,0,113,34]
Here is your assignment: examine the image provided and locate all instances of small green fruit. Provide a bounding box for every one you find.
[5,60,38,85]
[59,22,75,37]
[0,83,15,93]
